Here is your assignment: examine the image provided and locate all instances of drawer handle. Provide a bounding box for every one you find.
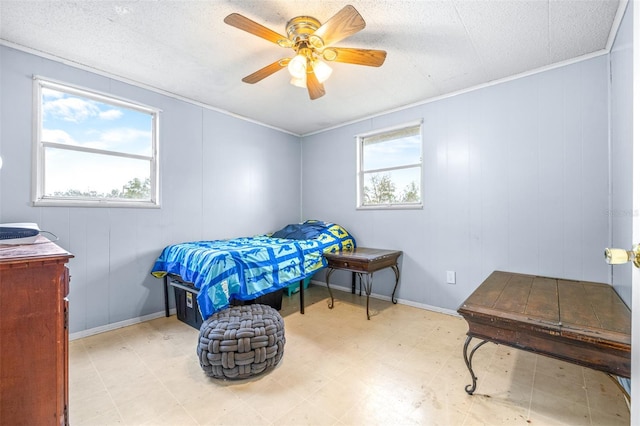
[343,262,349,267]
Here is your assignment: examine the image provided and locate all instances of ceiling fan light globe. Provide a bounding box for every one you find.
[288,54,307,79]
[313,60,333,83]
[290,76,307,88]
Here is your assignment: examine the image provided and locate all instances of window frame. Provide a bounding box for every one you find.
[356,120,424,210]
[32,76,161,208]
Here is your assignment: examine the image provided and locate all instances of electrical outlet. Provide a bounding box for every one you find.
[446,270,456,284]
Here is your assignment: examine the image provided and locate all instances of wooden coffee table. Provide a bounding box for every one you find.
[458,271,631,395]
[324,248,402,319]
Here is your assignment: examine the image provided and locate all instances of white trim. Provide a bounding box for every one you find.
[69,308,177,340]
[42,141,152,161]
[33,198,161,208]
[630,1,639,424]
[35,75,161,114]
[321,282,460,317]
[0,39,616,139]
[0,41,299,137]
[71,283,461,339]
[606,0,630,52]
[356,203,424,211]
[355,119,424,139]
[303,50,611,137]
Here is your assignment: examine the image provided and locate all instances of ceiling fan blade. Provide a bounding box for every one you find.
[324,47,387,67]
[313,5,365,47]
[306,70,326,100]
[224,13,291,47]
[242,59,290,84]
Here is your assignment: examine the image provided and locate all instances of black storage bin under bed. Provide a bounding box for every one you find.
[168,276,284,330]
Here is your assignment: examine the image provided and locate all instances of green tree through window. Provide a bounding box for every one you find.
[53,177,150,199]
[357,122,423,208]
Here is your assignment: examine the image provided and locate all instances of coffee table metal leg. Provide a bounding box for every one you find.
[390,264,400,304]
[463,335,489,395]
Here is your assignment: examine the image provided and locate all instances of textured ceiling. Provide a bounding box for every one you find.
[0,0,624,135]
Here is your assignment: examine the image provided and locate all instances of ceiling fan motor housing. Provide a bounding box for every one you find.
[286,16,320,41]
[286,16,323,52]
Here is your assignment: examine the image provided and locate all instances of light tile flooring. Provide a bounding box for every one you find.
[70,285,630,425]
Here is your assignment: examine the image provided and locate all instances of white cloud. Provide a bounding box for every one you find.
[41,129,78,146]
[43,96,100,123]
[43,91,124,123]
[101,128,149,143]
[99,109,123,120]
[78,128,150,155]
[42,88,64,99]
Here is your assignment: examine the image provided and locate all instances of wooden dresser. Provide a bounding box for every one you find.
[0,236,73,425]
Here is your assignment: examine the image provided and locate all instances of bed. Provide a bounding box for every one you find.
[151,220,356,320]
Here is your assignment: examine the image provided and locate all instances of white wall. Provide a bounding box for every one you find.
[611,0,633,307]
[302,56,611,312]
[0,46,302,333]
[0,41,623,329]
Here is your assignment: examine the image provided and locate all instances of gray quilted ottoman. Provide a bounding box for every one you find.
[197,304,285,379]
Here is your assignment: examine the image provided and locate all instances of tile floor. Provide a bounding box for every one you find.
[70,285,630,425]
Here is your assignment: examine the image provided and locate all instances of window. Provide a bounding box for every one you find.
[357,121,423,209]
[33,77,160,207]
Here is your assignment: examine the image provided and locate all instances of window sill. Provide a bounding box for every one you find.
[33,199,161,208]
[356,203,423,211]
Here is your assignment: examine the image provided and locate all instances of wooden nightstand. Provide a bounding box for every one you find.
[324,248,402,319]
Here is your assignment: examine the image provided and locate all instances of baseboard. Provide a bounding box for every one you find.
[69,308,177,341]
[308,279,460,317]
[71,281,459,340]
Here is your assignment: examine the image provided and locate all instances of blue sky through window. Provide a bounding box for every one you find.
[361,131,422,203]
[363,134,421,170]
[41,88,153,196]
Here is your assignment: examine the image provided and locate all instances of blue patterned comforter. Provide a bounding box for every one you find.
[151,221,355,318]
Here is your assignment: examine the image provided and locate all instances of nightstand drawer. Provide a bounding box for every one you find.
[326,258,368,272]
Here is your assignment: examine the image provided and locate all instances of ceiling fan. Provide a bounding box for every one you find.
[224,5,387,100]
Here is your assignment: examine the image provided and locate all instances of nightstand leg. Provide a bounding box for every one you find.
[361,273,374,320]
[325,268,336,309]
